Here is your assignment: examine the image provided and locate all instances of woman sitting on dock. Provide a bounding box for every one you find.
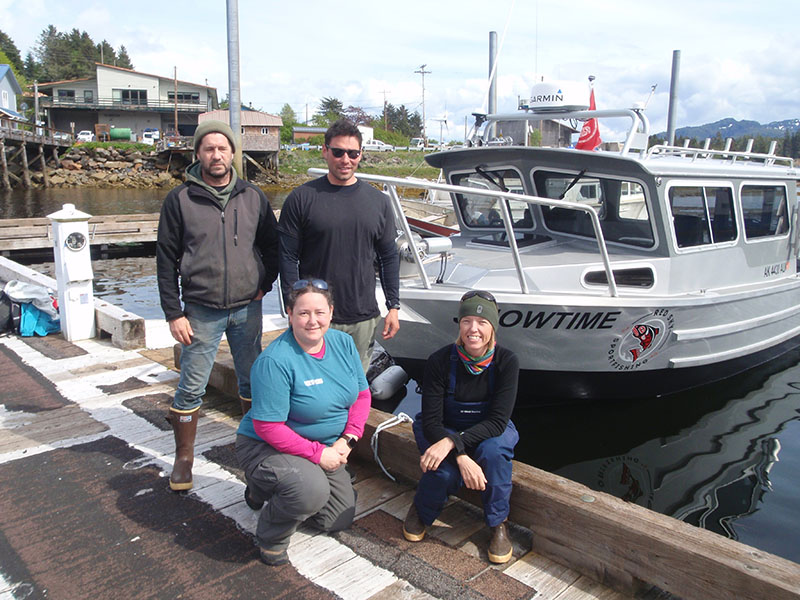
[403,290,520,563]
[235,279,370,566]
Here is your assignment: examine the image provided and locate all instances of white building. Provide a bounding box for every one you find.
[37,63,218,139]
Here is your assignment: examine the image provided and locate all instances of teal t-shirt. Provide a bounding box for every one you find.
[237,328,368,445]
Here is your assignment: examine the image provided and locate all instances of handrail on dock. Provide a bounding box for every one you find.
[308,168,620,297]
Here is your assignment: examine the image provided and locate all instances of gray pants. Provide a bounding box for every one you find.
[235,434,356,552]
[331,315,380,373]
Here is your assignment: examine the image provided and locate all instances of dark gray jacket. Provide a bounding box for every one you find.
[156,165,279,321]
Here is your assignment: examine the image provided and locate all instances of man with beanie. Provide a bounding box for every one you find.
[278,118,400,372]
[157,120,279,492]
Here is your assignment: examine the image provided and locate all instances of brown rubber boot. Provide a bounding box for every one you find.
[402,503,426,542]
[168,407,199,491]
[487,521,513,564]
[240,396,252,416]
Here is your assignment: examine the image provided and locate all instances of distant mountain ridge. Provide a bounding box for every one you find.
[656,118,800,140]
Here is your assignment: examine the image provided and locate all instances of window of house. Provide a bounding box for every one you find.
[669,186,736,248]
[84,90,94,103]
[57,89,75,102]
[113,89,147,105]
[261,127,268,135]
[168,91,200,103]
[741,185,789,239]
[1,90,8,108]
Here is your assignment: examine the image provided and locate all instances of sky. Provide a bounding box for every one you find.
[2,0,799,141]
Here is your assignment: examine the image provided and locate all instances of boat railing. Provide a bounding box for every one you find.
[308,168,620,297]
[470,107,651,157]
[647,141,794,167]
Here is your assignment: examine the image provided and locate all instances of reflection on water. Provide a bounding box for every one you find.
[516,349,800,563]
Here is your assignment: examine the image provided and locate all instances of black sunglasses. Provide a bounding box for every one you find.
[461,290,496,304]
[292,278,329,291]
[327,146,361,159]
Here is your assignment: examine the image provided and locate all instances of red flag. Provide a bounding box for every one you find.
[576,88,602,151]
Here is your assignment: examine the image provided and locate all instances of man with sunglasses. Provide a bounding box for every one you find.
[157,120,280,492]
[279,119,400,372]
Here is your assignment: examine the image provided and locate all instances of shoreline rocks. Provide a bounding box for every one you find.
[31,145,185,189]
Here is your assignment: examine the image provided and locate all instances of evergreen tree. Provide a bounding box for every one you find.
[116,45,133,69]
[97,40,116,65]
[0,30,23,73]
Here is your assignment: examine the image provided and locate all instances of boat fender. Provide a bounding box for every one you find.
[369,365,409,401]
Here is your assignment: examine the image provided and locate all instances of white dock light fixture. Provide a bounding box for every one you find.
[47,203,96,341]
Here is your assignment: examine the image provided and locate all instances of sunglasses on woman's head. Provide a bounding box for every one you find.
[292,278,329,291]
[461,290,496,304]
[327,146,361,159]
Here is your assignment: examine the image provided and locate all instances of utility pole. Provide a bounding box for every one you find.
[381,89,390,130]
[173,67,178,138]
[415,64,430,143]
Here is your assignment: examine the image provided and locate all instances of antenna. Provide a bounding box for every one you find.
[415,64,431,142]
[642,84,657,109]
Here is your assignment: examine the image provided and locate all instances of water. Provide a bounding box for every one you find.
[3,187,799,565]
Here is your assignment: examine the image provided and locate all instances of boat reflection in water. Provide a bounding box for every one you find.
[537,348,800,563]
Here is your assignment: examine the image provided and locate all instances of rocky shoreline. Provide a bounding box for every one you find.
[29,145,185,189]
[28,145,310,190]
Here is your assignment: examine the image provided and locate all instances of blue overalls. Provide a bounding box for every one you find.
[413,345,519,527]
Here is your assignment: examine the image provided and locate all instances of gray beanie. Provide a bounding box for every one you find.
[193,120,236,152]
[458,292,499,332]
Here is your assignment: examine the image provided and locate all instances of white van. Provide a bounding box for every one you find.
[408,137,425,150]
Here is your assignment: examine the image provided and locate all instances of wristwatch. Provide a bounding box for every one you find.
[340,435,358,449]
[386,302,400,311]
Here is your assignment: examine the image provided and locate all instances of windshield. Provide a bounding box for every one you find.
[533,170,654,248]
[452,169,532,230]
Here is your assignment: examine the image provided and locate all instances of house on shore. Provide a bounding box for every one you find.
[0,65,26,129]
[200,108,282,175]
[35,63,218,140]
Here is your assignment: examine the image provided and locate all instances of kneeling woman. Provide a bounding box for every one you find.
[403,291,519,563]
[236,279,370,565]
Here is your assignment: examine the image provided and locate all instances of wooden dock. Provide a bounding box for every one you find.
[1,332,650,600]
[0,213,160,253]
[1,126,71,190]
[0,316,798,598]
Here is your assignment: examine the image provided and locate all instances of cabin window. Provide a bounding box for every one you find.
[533,170,654,247]
[669,186,736,248]
[452,169,532,230]
[741,185,789,239]
[584,267,654,288]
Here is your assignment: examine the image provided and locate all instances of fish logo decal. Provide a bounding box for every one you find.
[607,309,674,370]
[629,324,660,360]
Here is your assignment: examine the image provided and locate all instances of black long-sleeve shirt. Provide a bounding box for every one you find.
[421,344,519,455]
[278,176,400,324]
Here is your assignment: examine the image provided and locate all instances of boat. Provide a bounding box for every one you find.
[320,85,800,402]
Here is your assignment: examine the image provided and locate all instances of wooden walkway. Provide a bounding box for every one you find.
[0,332,651,600]
[0,213,159,253]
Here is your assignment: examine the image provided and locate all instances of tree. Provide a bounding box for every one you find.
[344,105,372,126]
[279,103,297,144]
[312,96,344,126]
[116,45,133,69]
[97,40,116,65]
[0,30,23,73]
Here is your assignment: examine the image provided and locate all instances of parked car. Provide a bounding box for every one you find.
[76,130,95,143]
[363,139,394,152]
[142,130,158,145]
[408,137,425,151]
